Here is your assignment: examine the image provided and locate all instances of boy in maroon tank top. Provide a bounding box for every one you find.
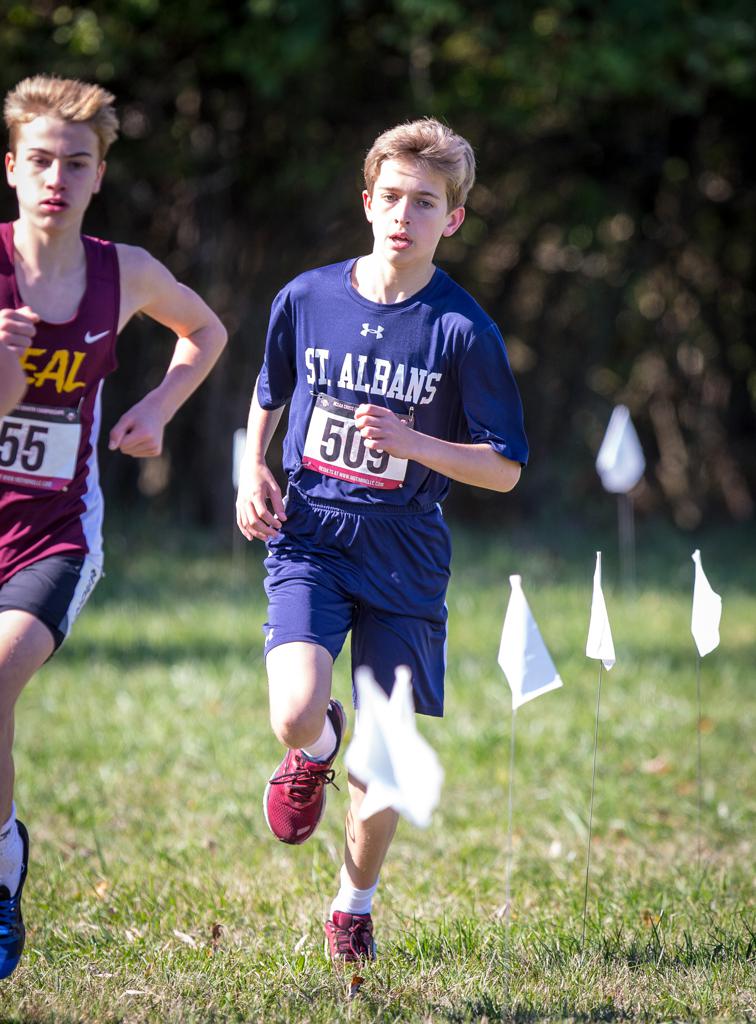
[0,75,227,979]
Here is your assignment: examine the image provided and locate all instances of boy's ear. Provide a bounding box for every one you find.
[92,160,107,195]
[362,188,373,222]
[442,206,465,238]
[5,151,16,187]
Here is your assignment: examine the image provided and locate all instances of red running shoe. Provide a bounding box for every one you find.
[325,911,376,963]
[263,699,347,844]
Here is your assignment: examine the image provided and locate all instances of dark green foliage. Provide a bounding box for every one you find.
[1,1,754,529]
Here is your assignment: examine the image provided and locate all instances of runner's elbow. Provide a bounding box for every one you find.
[494,457,521,493]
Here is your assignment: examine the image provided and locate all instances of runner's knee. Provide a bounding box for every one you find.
[270,703,328,750]
[266,641,333,748]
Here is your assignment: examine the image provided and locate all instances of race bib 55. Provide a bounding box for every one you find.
[0,402,81,491]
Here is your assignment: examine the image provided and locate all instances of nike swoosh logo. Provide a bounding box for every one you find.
[84,330,109,344]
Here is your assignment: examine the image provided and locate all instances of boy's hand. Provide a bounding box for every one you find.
[355,404,415,459]
[108,392,168,457]
[0,306,39,355]
[236,461,287,541]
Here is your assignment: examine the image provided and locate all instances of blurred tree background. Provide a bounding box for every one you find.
[1,0,754,532]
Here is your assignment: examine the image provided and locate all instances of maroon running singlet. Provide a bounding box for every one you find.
[0,221,120,585]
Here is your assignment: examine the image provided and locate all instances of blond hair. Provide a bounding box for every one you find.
[4,75,118,159]
[364,118,475,210]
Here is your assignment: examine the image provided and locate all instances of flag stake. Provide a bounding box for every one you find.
[497,573,563,999]
[696,652,703,874]
[581,662,604,947]
[504,707,517,1006]
[690,549,722,874]
[617,493,636,590]
[505,707,517,930]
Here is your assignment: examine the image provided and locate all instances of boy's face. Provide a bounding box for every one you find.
[363,157,465,271]
[5,116,105,231]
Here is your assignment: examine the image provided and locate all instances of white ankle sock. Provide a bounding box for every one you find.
[330,863,379,918]
[0,803,23,894]
[302,713,337,762]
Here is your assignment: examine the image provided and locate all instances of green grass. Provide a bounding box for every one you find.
[1,519,753,1022]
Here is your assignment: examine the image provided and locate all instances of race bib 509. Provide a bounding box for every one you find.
[302,394,412,490]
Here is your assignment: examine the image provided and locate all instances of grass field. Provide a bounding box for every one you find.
[0,517,753,1022]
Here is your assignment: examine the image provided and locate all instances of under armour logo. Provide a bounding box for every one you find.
[361,323,384,339]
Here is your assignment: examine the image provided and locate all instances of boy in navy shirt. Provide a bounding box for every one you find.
[236,118,528,962]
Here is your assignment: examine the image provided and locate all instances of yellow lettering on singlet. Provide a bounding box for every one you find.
[30,349,69,391]
[25,349,87,393]
[20,347,45,380]
[64,351,87,392]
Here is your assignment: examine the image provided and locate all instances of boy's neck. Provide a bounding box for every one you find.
[351,254,435,305]
[11,217,86,278]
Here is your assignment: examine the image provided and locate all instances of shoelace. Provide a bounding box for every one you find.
[269,755,339,803]
[0,895,20,936]
[331,917,374,958]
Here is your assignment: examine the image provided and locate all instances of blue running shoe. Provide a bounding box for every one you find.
[0,820,28,980]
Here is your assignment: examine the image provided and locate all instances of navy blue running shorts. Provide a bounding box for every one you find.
[0,553,102,651]
[263,488,451,716]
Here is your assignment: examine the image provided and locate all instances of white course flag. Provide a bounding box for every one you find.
[596,404,645,493]
[691,549,722,657]
[232,428,247,490]
[585,551,616,669]
[345,666,443,828]
[498,575,563,709]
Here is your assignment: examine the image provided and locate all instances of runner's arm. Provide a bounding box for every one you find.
[0,344,26,417]
[408,434,521,492]
[355,403,521,492]
[109,245,227,457]
[236,382,288,541]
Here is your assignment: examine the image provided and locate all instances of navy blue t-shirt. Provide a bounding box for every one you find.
[257,259,528,509]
